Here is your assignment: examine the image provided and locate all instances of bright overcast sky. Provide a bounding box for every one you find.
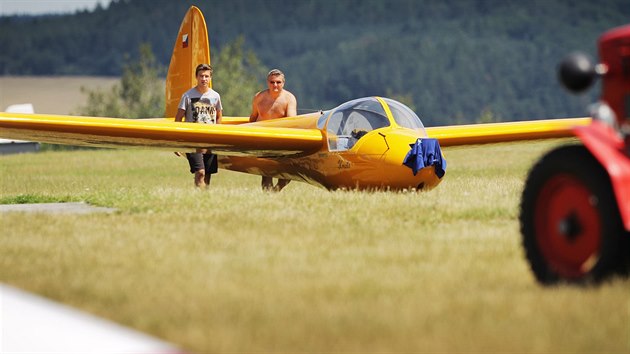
[0,0,113,16]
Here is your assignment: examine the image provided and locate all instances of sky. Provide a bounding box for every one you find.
[0,0,113,16]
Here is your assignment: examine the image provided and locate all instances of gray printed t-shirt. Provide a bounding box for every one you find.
[178,88,222,124]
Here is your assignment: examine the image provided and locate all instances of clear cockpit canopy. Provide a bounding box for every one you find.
[318,97,427,151]
[382,98,426,133]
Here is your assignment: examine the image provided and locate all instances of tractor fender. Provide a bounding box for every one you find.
[573,120,630,231]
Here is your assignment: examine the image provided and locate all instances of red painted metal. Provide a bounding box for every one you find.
[581,24,630,231]
[534,173,603,278]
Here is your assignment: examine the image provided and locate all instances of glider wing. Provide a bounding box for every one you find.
[0,112,323,157]
[426,117,591,147]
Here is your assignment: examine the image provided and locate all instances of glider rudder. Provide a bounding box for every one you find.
[164,6,211,118]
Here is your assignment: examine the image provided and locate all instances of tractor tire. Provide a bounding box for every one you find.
[519,144,625,285]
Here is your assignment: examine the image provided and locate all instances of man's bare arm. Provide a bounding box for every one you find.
[174,108,185,122]
[286,92,297,117]
[173,108,186,156]
[249,93,260,122]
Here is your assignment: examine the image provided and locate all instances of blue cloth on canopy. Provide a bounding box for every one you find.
[402,138,447,178]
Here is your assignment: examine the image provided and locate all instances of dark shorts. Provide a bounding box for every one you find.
[186,153,218,174]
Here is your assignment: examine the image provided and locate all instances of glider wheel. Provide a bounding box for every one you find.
[519,145,625,285]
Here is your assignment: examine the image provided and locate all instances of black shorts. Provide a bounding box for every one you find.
[186,153,218,174]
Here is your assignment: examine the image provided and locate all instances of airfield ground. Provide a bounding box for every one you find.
[1,142,628,353]
[1,76,628,352]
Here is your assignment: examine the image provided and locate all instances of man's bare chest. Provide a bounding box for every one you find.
[257,97,287,119]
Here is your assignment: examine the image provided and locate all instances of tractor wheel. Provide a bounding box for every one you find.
[519,145,625,285]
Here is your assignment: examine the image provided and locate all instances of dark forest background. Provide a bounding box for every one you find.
[1,0,628,124]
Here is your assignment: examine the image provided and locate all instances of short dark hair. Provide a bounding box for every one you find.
[195,63,213,76]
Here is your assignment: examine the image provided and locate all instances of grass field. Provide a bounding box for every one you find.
[1,140,629,353]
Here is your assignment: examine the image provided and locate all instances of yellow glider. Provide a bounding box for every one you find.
[0,6,592,191]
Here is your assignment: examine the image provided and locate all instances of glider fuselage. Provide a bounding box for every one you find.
[220,97,443,191]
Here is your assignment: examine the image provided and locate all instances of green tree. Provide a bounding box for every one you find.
[75,38,268,119]
[212,36,268,116]
[385,89,417,113]
[477,107,502,124]
[76,43,165,118]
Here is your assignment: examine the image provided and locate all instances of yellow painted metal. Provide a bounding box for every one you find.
[0,112,322,157]
[221,116,251,125]
[164,6,210,118]
[241,113,321,129]
[0,112,590,191]
[375,97,394,122]
[426,117,591,146]
[218,110,444,191]
[219,125,442,191]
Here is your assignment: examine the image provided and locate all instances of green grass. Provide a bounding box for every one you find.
[1,141,629,353]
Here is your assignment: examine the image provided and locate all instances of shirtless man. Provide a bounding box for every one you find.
[250,69,297,191]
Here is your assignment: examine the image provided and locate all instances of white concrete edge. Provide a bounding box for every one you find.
[1,284,183,353]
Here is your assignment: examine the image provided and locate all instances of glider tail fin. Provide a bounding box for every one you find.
[164,6,211,118]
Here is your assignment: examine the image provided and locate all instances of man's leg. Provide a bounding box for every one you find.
[203,153,217,186]
[194,170,206,188]
[261,176,274,191]
[187,153,206,188]
[274,179,291,191]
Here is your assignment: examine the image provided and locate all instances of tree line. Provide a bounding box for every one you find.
[1,0,628,124]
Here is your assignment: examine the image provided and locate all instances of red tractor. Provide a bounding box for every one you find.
[520,24,630,284]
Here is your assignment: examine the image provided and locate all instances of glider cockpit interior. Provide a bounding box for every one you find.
[322,97,426,152]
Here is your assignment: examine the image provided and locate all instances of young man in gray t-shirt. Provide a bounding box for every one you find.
[174,63,223,188]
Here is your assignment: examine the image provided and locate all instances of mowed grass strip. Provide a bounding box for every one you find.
[1,140,628,353]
